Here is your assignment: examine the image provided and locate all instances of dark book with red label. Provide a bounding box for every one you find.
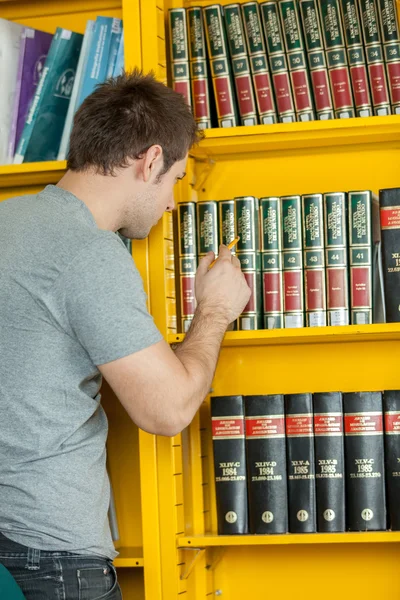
[344,392,386,531]
[211,395,249,534]
[196,201,219,260]
[218,199,236,247]
[383,389,400,530]
[285,393,317,533]
[260,197,283,329]
[358,0,392,115]
[168,8,192,106]
[278,0,315,121]
[313,392,345,532]
[245,395,288,533]
[236,196,262,330]
[260,1,297,122]
[348,191,373,324]
[340,0,373,116]
[187,7,213,128]
[173,202,197,333]
[299,0,335,120]
[379,187,400,322]
[224,3,259,126]
[376,0,400,114]
[241,2,278,124]
[302,194,326,327]
[319,0,356,118]
[282,195,304,328]
[323,192,350,325]
[203,4,239,127]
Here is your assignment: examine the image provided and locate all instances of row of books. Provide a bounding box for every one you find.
[211,391,400,535]
[0,16,124,165]
[174,187,395,333]
[168,0,400,129]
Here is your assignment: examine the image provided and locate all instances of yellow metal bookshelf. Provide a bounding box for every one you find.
[2,0,400,598]
[144,0,400,598]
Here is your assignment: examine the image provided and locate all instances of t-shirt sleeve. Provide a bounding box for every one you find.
[54,233,163,365]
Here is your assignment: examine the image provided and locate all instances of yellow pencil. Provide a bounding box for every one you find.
[209,236,240,269]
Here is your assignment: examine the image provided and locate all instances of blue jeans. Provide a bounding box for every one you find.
[0,532,122,599]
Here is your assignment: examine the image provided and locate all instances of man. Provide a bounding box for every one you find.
[0,71,251,599]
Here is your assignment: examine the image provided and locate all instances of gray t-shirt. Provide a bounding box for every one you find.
[0,185,162,559]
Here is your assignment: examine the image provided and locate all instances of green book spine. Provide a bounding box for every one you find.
[174,202,197,333]
[358,0,391,114]
[196,201,219,260]
[348,190,373,324]
[187,7,212,128]
[260,197,283,329]
[235,196,262,330]
[224,3,258,125]
[375,0,400,114]
[169,8,192,106]
[299,0,335,119]
[302,194,327,327]
[281,195,304,328]
[203,4,239,127]
[339,0,374,115]
[277,0,315,121]
[15,29,83,163]
[319,0,356,117]
[323,192,350,325]
[241,2,278,124]
[218,199,237,247]
[260,1,297,122]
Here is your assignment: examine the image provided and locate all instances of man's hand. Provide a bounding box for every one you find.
[194,245,251,325]
[99,245,252,437]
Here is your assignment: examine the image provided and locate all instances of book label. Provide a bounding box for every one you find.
[246,416,285,438]
[212,417,245,439]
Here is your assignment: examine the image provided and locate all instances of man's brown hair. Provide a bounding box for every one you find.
[67,70,201,176]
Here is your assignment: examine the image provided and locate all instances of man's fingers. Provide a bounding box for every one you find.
[218,244,233,261]
[197,251,215,275]
[231,254,241,269]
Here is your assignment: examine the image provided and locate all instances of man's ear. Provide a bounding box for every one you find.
[142,144,163,183]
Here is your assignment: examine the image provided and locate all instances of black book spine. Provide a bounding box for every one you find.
[379,187,400,322]
[344,392,386,531]
[211,395,249,534]
[285,393,317,533]
[313,392,345,532]
[245,395,288,534]
[383,390,400,530]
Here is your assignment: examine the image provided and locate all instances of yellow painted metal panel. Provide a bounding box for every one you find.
[210,545,400,599]
[0,1,122,33]
[0,162,66,188]
[139,430,163,599]
[122,0,141,70]
[190,115,400,157]
[164,239,175,271]
[165,269,176,299]
[102,383,143,550]
[178,532,400,546]
[117,569,145,600]
[114,547,144,567]
[163,211,174,240]
[168,323,400,347]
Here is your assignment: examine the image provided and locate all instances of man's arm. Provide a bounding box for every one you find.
[99,246,250,436]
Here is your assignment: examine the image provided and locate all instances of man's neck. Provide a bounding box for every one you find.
[56,169,125,232]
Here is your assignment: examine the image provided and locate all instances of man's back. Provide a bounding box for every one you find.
[0,185,161,558]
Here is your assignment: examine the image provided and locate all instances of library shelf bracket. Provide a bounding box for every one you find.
[190,156,215,192]
[178,548,206,580]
